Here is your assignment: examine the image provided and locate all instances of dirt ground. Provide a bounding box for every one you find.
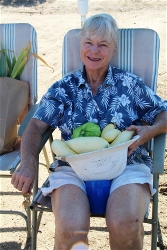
[0,0,167,249]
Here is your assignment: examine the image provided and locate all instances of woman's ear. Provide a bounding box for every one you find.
[110,44,117,59]
[113,45,117,55]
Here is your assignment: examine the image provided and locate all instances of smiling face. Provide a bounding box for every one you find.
[80,35,116,73]
[79,14,118,79]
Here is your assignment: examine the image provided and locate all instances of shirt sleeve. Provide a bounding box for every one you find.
[134,77,167,125]
[33,81,66,128]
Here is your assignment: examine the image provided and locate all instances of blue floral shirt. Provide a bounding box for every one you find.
[34,65,167,170]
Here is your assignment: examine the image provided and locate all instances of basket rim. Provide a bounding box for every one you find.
[56,135,140,161]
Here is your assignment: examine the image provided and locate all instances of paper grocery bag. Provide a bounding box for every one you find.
[0,77,29,155]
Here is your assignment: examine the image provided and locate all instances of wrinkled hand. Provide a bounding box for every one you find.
[11,163,36,195]
[126,125,155,156]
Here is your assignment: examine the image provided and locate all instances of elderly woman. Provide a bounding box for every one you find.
[12,14,167,249]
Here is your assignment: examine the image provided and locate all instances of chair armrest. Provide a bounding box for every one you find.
[38,128,54,154]
[18,103,40,136]
[152,133,166,174]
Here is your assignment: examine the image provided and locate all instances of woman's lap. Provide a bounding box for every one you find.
[41,163,156,197]
[47,164,153,230]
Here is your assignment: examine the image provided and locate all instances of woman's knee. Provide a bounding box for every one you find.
[51,186,90,239]
[55,215,89,247]
[107,214,143,234]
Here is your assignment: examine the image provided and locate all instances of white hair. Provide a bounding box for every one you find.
[80,13,119,47]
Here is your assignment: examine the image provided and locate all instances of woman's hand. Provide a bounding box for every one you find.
[127,111,167,156]
[11,162,36,195]
[11,118,49,194]
[126,125,154,156]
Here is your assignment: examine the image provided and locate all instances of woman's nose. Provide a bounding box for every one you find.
[91,44,99,52]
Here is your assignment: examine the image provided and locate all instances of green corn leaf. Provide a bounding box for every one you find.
[16,60,27,79]
[11,42,31,78]
[11,49,26,78]
[0,50,7,76]
[11,54,17,69]
[11,56,28,79]
[24,41,31,57]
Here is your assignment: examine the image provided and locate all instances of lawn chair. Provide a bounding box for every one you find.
[30,28,166,250]
[0,23,51,240]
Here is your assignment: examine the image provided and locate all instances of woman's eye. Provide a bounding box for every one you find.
[100,44,107,47]
[85,41,91,45]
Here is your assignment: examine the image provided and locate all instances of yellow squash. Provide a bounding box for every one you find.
[51,139,77,156]
[103,128,121,143]
[101,123,115,138]
[110,130,135,146]
[65,137,109,154]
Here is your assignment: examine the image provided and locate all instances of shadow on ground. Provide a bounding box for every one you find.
[0,238,31,250]
[0,0,46,6]
[0,242,22,250]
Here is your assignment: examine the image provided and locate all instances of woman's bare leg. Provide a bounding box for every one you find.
[106,183,151,250]
[51,184,90,250]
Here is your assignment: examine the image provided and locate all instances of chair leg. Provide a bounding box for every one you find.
[49,135,55,162]
[31,159,39,250]
[22,194,32,238]
[151,173,159,250]
[26,205,31,238]
[42,135,54,169]
[31,208,38,250]
[42,146,50,169]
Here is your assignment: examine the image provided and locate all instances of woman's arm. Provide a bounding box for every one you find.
[11,118,49,194]
[127,111,167,156]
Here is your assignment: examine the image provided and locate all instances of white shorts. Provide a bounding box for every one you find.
[41,164,156,197]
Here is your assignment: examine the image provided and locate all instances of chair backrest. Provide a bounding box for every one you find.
[0,23,38,171]
[0,23,38,108]
[62,28,160,92]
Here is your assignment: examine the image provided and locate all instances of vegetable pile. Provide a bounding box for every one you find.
[51,122,135,157]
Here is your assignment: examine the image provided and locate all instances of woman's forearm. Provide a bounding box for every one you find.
[20,118,49,165]
[151,111,167,136]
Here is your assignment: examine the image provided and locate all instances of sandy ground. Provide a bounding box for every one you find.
[0,0,167,249]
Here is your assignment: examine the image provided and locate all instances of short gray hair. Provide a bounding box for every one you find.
[80,13,119,47]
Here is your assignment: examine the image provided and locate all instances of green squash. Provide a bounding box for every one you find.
[72,122,101,139]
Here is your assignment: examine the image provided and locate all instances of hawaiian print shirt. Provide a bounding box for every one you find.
[34,65,167,171]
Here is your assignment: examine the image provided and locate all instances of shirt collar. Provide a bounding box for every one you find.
[76,65,115,88]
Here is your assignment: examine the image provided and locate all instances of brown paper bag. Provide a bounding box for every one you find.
[0,77,29,155]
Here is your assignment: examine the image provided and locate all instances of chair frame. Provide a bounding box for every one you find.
[0,23,38,239]
[0,23,50,241]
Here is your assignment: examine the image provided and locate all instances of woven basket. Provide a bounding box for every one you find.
[56,135,139,181]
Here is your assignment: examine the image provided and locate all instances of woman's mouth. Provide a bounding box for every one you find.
[87,56,101,61]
